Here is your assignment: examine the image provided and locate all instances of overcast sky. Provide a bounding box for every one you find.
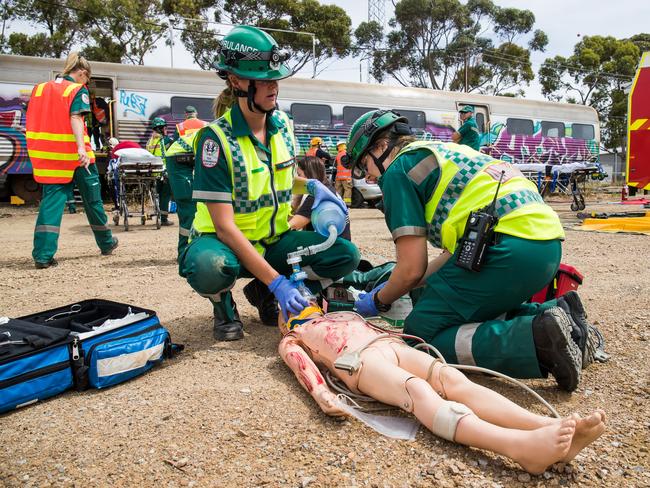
[8,0,649,100]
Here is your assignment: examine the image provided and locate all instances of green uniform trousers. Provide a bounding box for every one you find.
[166,158,195,259]
[404,235,562,379]
[180,230,360,321]
[157,176,172,223]
[33,164,114,263]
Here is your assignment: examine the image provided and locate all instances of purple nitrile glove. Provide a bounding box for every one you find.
[268,275,310,321]
[306,179,348,215]
[354,282,387,317]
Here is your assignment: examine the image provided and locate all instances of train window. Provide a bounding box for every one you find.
[291,103,332,126]
[343,106,378,125]
[506,118,534,135]
[542,121,565,138]
[171,97,213,120]
[571,123,595,140]
[397,110,426,129]
[475,113,486,133]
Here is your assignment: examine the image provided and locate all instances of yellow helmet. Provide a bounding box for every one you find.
[310,137,323,146]
[336,141,347,150]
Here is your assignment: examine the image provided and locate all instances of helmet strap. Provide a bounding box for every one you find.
[234,81,276,115]
[369,142,395,175]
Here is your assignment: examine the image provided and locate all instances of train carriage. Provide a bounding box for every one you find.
[0,54,601,204]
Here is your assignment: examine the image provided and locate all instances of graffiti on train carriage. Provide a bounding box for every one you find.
[0,95,30,176]
[119,90,148,117]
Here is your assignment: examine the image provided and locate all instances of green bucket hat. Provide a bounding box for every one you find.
[459,105,475,113]
[214,25,292,81]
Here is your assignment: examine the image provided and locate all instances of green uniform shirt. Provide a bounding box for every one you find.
[63,75,90,116]
[193,103,282,204]
[378,148,441,241]
[457,117,481,151]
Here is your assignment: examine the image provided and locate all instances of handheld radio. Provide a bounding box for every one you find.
[455,170,505,272]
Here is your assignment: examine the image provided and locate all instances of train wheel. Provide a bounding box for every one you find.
[10,175,41,203]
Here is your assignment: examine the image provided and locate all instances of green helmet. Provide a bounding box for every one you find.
[347,110,409,169]
[152,117,166,129]
[214,25,291,81]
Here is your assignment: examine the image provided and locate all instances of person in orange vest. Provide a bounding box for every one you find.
[305,136,333,165]
[174,105,207,139]
[26,52,118,269]
[334,141,353,206]
[88,92,109,149]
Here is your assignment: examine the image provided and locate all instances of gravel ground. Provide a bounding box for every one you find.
[0,199,648,488]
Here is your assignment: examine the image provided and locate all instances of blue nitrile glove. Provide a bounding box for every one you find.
[269,275,310,321]
[306,179,348,215]
[354,282,388,317]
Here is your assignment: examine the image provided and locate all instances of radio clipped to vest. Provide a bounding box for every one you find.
[455,171,505,272]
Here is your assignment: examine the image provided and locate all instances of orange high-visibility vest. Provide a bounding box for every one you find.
[335,150,351,180]
[306,146,318,157]
[26,78,95,184]
[176,117,207,137]
[92,100,107,124]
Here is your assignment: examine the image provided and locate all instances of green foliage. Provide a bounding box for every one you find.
[628,33,650,54]
[538,35,640,151]
[355,0,546,95]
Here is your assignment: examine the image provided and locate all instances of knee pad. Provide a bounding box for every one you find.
[431,401,473,442]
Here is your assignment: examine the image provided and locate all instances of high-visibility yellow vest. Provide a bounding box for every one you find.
[397,141,564,253]
[25,78,95,184]
[192,109,296,255]
[166,133,197,157]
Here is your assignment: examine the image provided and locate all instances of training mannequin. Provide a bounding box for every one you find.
[278,310,605,475]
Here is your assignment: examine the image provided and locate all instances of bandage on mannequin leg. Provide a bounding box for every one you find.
[431,401,474,441]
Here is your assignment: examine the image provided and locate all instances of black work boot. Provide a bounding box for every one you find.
[532,307,582,392]
[243,278,278,326]
[556,291,595,369]
[213,293,244,341]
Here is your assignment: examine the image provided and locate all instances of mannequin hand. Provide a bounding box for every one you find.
[317,390,348,417]
[354,282,387,317]
[268,275,309,321]
[306,179,348,215]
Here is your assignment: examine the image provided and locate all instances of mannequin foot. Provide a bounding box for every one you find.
[512,417,575,474]
[562,410,606,462]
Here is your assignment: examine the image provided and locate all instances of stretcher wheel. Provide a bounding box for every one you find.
[155,214,161,230]
[112,212,119,226]
[571,202,579,211]
[141,216,146,225]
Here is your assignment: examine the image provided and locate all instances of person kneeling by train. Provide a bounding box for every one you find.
[346,110,590,392]
[180,25,359,341]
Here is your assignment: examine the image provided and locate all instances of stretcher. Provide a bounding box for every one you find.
[106,148,165,231]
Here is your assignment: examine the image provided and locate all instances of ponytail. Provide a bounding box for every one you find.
[213,79,235,118]
[62,51,92,77]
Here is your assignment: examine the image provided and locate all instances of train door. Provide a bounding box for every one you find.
[88,77,115,164]
[456,102,490,147]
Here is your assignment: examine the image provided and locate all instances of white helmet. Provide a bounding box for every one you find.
[108,137,119,148]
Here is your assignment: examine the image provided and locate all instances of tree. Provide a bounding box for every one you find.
[166,0,353,76]
[79,0,168,65]
[538,35,640,152]
[354,0,547,95]
[3,0,86,58]
[629,33,650,55]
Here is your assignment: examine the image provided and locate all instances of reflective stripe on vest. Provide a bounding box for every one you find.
[165,133,197,156]
[192,109,295,255]
[335,151,351,180]
[25,78,95,184]
[176,118,207,137]
[399,141,564,253]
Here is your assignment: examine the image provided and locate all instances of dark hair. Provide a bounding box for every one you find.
[297,156,326,183]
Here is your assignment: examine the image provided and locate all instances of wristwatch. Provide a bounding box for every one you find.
[373,290,392,313]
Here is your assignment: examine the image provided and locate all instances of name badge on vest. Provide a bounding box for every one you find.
[274,158,295,171]
[202,139,220,168]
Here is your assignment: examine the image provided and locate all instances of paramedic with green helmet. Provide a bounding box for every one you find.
[452,105,481,151]
[180,25,360,341]
[346,109,586,392]
[146,117,174,226]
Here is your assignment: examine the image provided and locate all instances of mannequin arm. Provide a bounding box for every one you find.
[279,334,345,416]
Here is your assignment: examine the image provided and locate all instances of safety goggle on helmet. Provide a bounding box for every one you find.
[345,110,409,178]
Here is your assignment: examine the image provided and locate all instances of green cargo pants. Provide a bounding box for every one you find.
[33,164,114,264]
[157,176,172,223]
[180,230,360,322]
[404,235,562,379]
[166,158,195,259]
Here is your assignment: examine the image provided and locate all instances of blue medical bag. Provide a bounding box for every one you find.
[0,299,182,414]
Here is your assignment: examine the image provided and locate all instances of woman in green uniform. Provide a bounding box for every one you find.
[347,110,587,391]
[181,26,359,341]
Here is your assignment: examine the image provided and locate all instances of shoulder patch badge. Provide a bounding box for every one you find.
[81,93,90,105]
[202,139,220,168]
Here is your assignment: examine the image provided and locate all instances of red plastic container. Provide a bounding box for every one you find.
[530,264,583,303]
